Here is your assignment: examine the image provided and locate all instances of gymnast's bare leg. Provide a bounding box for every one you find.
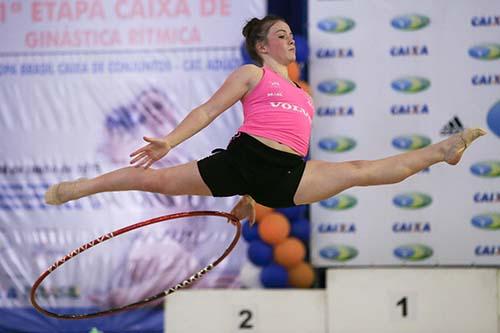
[293,128,487,205]
[45,161,212,205]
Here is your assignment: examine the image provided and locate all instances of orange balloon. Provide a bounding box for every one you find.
[288,262,315,288]
[287,61,300,82]
[255,203,274,222]
[258,212,290,245]
[274,237,306,268]
[298,80,311,95]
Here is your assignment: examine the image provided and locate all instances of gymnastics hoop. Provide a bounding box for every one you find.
[30,210,241,319]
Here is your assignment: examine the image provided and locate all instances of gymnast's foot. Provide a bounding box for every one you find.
[442,128,487,165]
[45,178,88,205]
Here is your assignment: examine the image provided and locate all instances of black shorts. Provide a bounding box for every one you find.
[197,132,306,208]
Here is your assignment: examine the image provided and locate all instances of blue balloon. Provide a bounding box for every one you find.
[294,35,309,63]
[487,100,500,137]
[290,218,310,243]
[240,41,253,64]
[248,240,273,267]
[260,264,289,288]
[242,220,260,242]
[276,206,306,221]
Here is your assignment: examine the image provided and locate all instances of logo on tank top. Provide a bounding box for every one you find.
[269,102,312,123]
[271,81,280,87]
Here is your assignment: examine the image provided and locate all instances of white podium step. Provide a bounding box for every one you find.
[165,289,326,333]
[326,268,498,333]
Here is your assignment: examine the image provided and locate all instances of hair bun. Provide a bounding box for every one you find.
[242,18,261,38]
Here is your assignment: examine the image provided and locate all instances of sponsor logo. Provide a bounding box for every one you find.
[391,14,430,31]
[316,106,354,117]
[392,135,431,150]
[319,194,357,210]
[487,101,500,137]
[393,192,432,209]
[390,45,429,56]
[391,104,429,116]
[391,104,429,115]
[470,161,500,178]
[392,222,431,233]
[317,17,355,33]
[391,77,430,93]
[269,102,312,123]
[318,223,356,233]
[471,16,500,27]
[319,245,358,261]
[317,79,356,95]
[318,137,357,152]
[316,48,354,59]
[440,116,464,136]
[468,44,500,60]
[394,244,433,261]
[474,192,500,203]
[475,245,500,256]
[267,92,283,97]
[471,74,500,86]
[471,213,500,230]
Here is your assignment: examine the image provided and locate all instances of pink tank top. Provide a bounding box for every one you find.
[238,67,314,156]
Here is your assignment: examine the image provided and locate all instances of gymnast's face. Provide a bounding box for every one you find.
[260,21,296,65]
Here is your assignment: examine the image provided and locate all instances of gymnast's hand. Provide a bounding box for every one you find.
[229,195,256,226]
[129,136,172,169]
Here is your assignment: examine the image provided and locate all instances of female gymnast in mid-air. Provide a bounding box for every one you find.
[45,15,486,223]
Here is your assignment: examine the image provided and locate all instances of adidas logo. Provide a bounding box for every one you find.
[440,116,464,136]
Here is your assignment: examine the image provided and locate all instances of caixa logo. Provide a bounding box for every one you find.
[319,245,358,262]
[319,194,357,210]
[392,135,431,150]
[471,16,500,27]
[471,213,500,230]
[470,161,500,178]
[393,192,432,209]
[318,223,356,233]
[317,79,356,95]
[468,44,500,60]
[317,17,355,33]
[475,245,500,256]
[390,45,429,57]
[391,77,430,93]
[318,137,356,152]
[391,14,430,31]
[474,192,500,203]
[393,244,433,261]
[392,222,431,233]
[471,74,500,86]
[316,48,354,59]
[390,104,429,115]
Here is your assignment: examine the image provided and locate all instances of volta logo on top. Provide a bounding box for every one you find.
[391,14,430,31]
[392,135,431,150]
[394,244,433,261]
[318,137,356,153]
[317,17,355,33]
[468,44,500,60]
[470,161,500,178]
[471,213,500,230]
[317,79,356,95]
[319,245,358,262]
[391,77,430,93]
[393,192,432,209]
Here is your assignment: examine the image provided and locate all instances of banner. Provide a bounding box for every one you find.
[0,0,266,331]
[309,0,500,267]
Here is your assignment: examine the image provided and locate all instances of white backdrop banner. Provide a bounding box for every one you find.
[309,0,500,267]
[0,0,265,320]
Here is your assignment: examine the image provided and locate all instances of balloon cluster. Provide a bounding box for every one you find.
[240,203,314,288]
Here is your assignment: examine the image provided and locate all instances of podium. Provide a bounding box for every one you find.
[165,289,326,333]
[326,268,498,333]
